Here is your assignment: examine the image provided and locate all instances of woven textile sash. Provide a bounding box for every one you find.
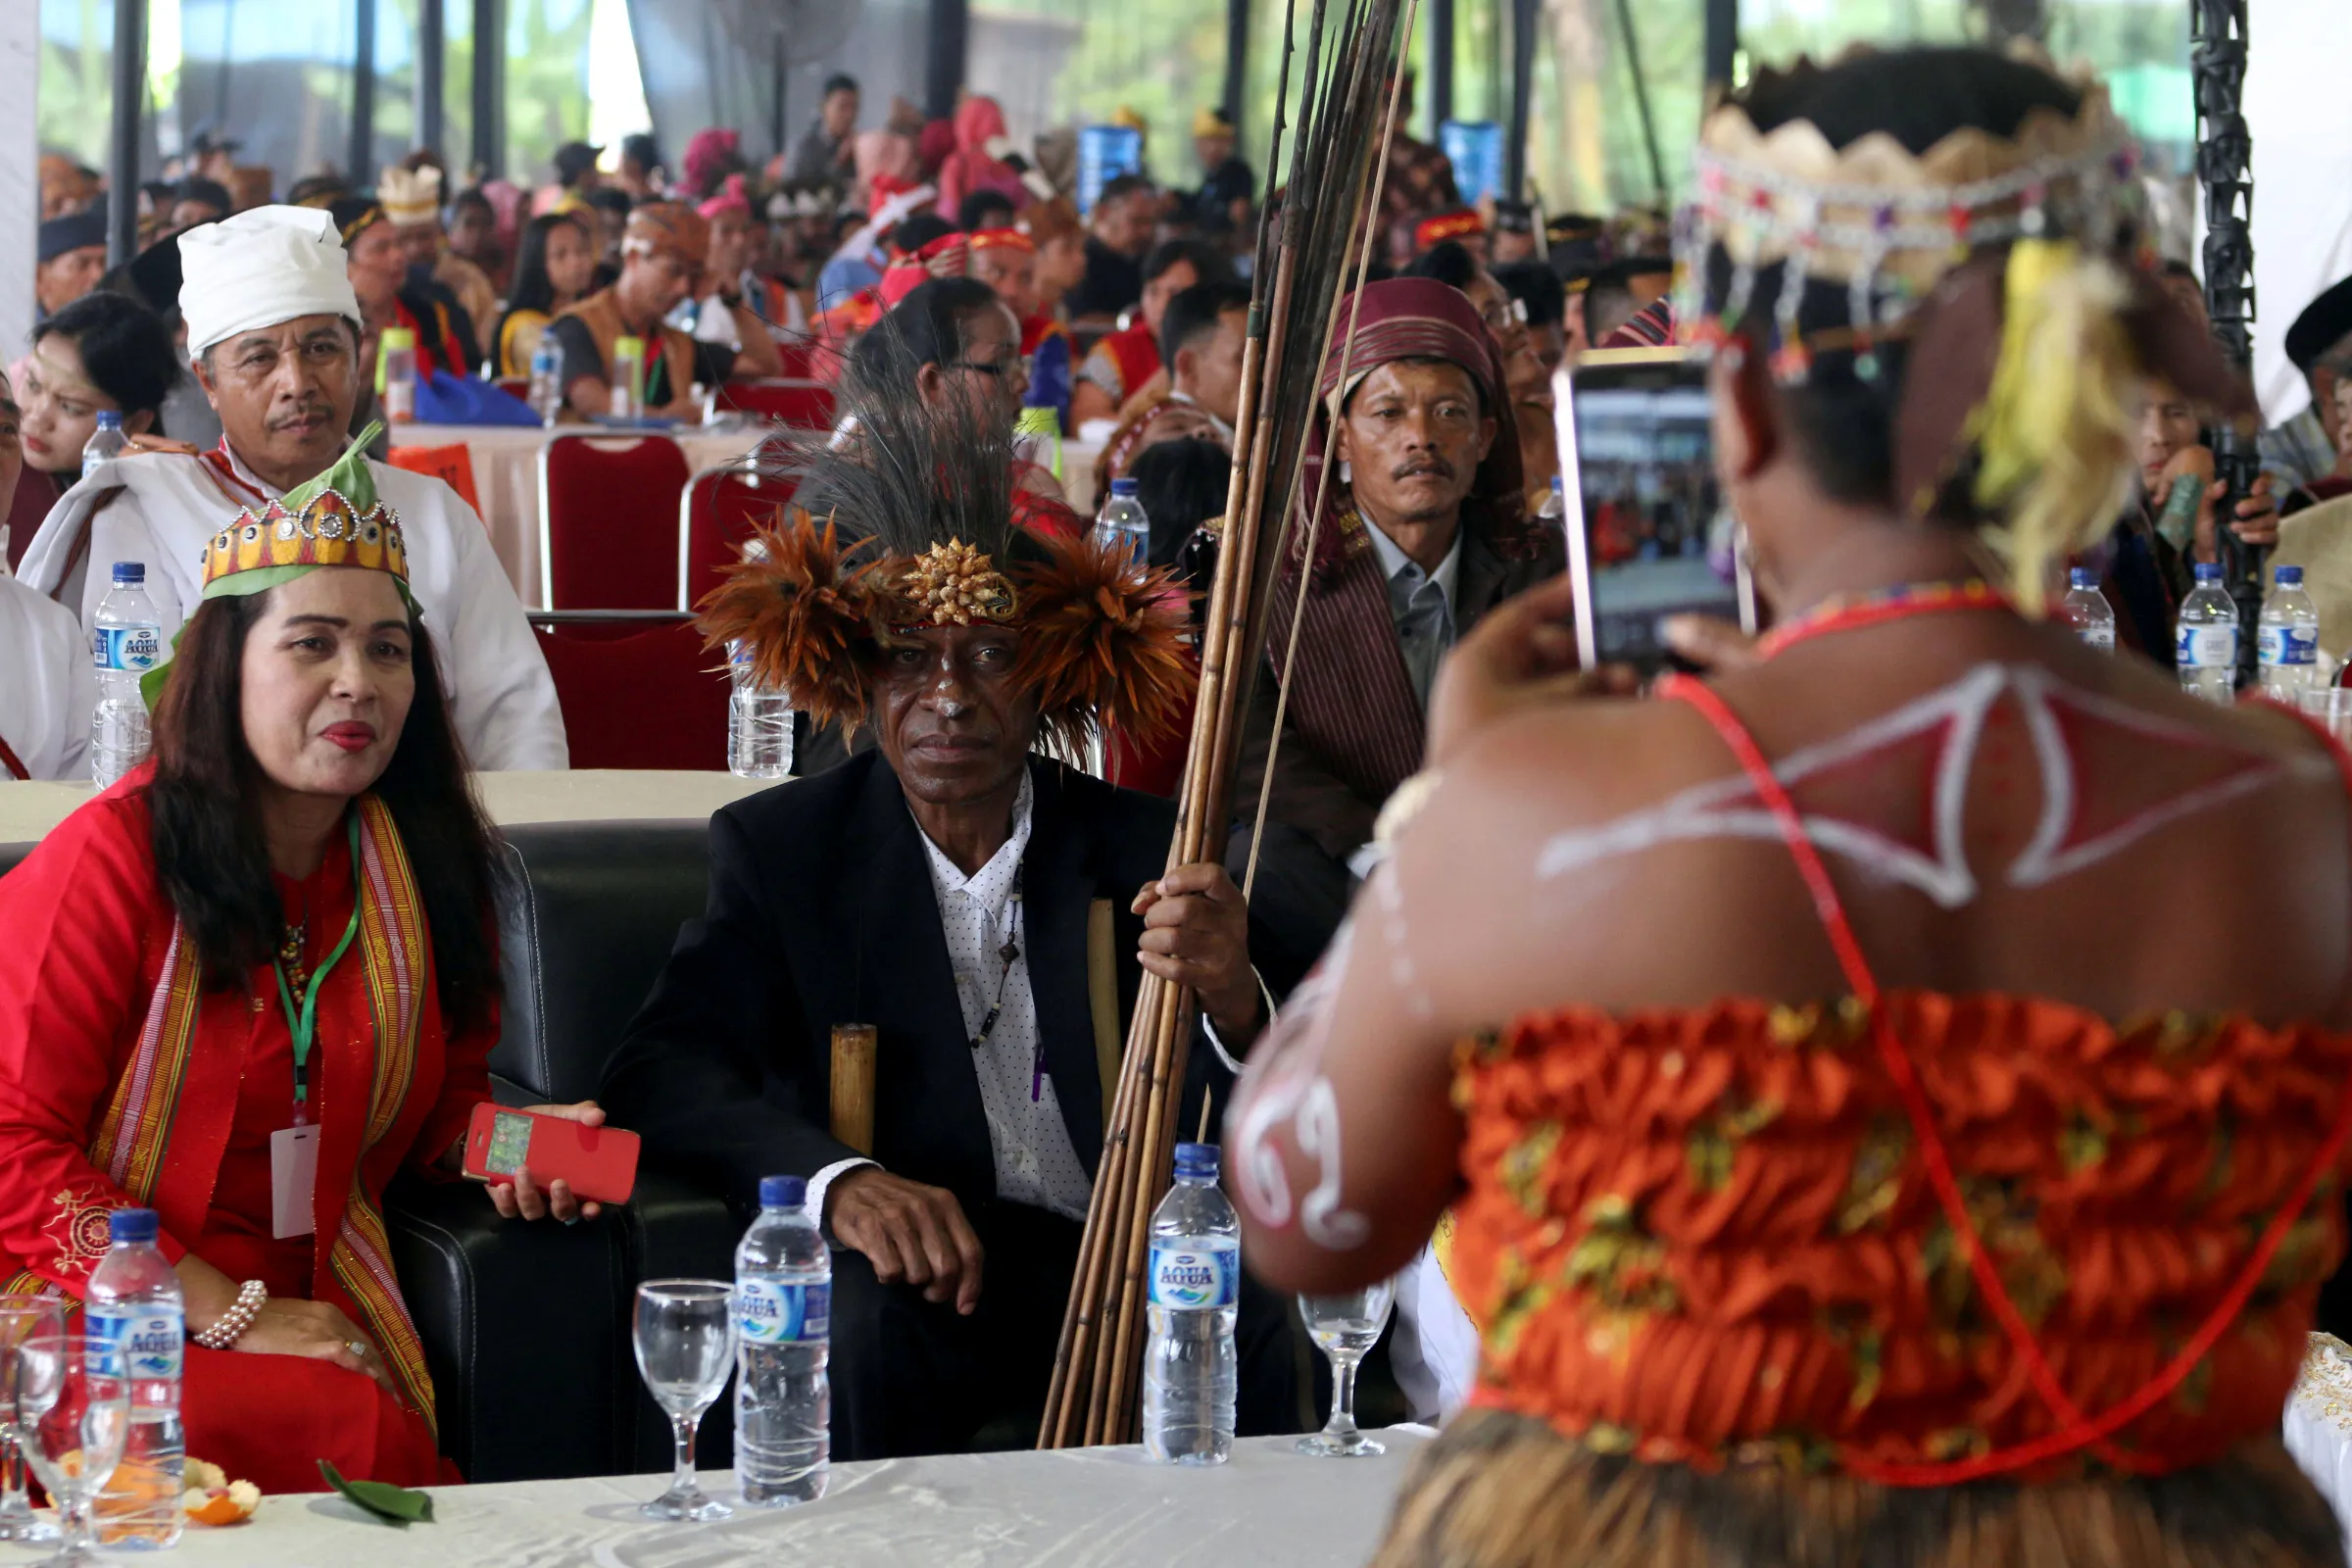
[83,795,438,1430]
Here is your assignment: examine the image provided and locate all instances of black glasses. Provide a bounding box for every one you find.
[946,355,1032,378]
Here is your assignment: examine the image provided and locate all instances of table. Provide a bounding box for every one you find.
[0,770,771,851]
[391,424,769,609]
[167,1430,1431,1566]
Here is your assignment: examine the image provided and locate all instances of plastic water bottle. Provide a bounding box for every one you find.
[2259,564,2322,701]
[528,338,564,426]
[610,335,644,420]
[381,328,417,423]
[86,1209,184,1548]
[727,640,794,779]
[1094,477,1150,570]
[82,410,127,480]
[2060,566,2115,655]
[733,1174,829,1506]
[1144,1142,1239,1465]
[91,562,163,789]
[2176,562,2239,705]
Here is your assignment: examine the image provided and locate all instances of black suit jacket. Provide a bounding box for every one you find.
[602,753,1262,1214]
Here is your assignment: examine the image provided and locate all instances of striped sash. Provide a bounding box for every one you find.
[78,795,440,1431]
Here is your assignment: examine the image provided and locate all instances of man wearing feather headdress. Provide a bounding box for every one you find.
[601,357,1303,1460]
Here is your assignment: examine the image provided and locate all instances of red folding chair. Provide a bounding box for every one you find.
[529,612,729,770]
[677,460,800,612]
[537,431,692,611]
[716,379,836,428]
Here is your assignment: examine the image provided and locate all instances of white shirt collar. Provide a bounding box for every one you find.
[1365,520,1464,612]
[915,770,1036,915]
[220,436,358,502]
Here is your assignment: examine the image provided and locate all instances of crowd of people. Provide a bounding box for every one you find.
[5,44,2352,1565]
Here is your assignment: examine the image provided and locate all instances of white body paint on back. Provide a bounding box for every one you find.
[1230,906,1373,1250]
[1536,662,2294,904]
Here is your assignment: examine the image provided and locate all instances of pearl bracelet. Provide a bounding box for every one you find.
[192,1280,267,1350]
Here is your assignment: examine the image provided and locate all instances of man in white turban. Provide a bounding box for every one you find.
[17,205,567,771]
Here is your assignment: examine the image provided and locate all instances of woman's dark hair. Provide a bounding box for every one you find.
[30,291,180,427]
[147,589,507,1034]
[956,189,1016,234]
[852,276,1005,394]
[1129,437,1232,569]
[505,212,590,317]
[1405,241,1479,292]
[1142,238,1232,290]
[1716,48,2085,510]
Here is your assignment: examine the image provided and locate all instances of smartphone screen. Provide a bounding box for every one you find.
[481,1109,535,1178]
[1551,349,1753,674]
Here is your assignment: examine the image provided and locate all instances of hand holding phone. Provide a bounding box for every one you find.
[463,1102,640,1210]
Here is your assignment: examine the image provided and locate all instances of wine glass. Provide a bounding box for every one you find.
[633,1280,734,1522]
[16,1334,128,1565]
[0,1301,65,1544]
[1296,1277,1396,1457]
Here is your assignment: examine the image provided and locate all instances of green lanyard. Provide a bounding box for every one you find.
[272,814,364,1120]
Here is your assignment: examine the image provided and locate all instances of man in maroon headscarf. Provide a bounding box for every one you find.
[1235,277,1565,864]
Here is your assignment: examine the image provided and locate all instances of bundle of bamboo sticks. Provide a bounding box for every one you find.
[1039,0,1415,1450]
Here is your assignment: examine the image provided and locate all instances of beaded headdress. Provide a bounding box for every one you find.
[1674,49,2253,612]
[197,420,411,602]
[1676,57,2137,381]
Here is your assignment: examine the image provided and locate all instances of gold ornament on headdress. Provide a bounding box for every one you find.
[901,538,1016,625]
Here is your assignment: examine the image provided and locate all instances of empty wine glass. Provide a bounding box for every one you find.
[0,1301,65,1545]
[16,1334,128,1565]
[633,1280,734,1522]
[1296,1277,1396,1457]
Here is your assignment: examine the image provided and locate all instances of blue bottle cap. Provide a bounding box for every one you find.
[1109,477,1139,498]
[1173,1143,1220,1180]
[2194,563,2223,582]
[2278,564,2305,586]
[760,1175,807,1209]
[108,1207,158,1244]
[2069,567,2094,589]
[1550,475,1565,493]
[110,562,144,586]
[94,411,122,430]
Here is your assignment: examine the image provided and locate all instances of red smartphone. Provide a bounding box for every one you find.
[462,1103,640,1205]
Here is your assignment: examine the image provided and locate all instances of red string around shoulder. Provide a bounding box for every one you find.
[1657,665,2352,1485]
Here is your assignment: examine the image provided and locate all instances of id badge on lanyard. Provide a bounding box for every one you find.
[269,815,363,1241]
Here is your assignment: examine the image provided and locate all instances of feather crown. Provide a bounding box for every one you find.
[693,327,1196,747]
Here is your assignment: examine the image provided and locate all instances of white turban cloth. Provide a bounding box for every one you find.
[179,205,365,359]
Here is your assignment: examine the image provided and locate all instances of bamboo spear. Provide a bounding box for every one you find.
[1039,0,1414,1449]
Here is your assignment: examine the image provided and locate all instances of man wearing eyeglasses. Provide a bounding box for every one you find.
[550,204,737,421]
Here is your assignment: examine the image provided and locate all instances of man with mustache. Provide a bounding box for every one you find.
[1235,277,1565,866]
[18,205,566,771]
[603,369,1302,1460]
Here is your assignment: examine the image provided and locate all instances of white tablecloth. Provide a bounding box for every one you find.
[167,1430,1430,1567]
[0,770,770,849]
[390,424,769,609]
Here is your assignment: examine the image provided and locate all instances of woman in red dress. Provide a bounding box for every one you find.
[0,439,598,1494]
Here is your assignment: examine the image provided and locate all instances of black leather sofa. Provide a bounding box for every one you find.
[0,816,743,1484]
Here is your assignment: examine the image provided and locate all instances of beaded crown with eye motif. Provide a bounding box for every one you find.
[196,419,411,595]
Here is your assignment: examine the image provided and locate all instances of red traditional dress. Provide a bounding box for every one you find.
[1077,322,1161,415]
[0,777,490,1494]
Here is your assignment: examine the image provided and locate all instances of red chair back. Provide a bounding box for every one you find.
[774,339,821,380]
[716,379,836,428]
[679,466,799,612]
[538,433,692,611]
[530,615,728,769]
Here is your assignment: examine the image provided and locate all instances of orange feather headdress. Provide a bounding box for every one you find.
[693,350,1195,747]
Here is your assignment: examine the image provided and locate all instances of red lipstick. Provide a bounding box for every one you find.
[321,722,376,753]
